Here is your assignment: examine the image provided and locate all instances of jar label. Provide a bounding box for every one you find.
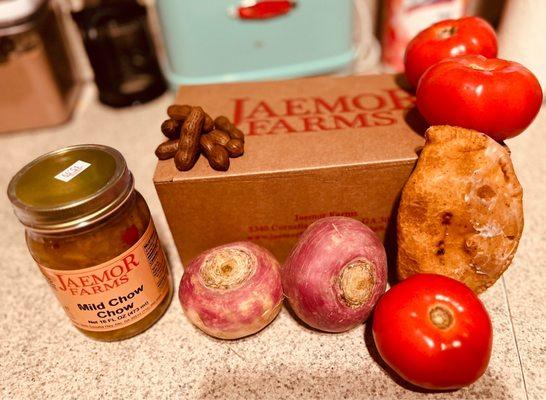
[54,160,92,182]
[38,221,170,332]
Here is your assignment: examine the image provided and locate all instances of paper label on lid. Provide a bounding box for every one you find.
[37,221,170,332]
[54,160,91,182]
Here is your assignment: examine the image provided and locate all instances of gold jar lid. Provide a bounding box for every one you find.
[7,144,133,232]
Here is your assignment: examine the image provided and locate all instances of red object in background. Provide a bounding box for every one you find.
[416,55,543,141]
[381,0,467,72]
[372,274,493,390]
[237,1,295,20]
[404,17,497,88]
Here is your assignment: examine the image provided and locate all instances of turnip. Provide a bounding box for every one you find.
[283,217,387,332]
[179,242,283,339]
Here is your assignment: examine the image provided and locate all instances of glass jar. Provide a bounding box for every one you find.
[7,144,172,341]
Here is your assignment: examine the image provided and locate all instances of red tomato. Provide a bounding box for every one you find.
[372,274,492,390]
[404,17,497,88]
[417,55,543,141]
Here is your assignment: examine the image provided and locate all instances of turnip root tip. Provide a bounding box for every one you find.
[339,260,376,308]
[200,248,255,290]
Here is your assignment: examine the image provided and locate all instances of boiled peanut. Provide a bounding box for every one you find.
[161,119,180,140]
[155,139,179,160]
[174,107,204,171]
[207,129,231,146]
[167,104,192,121]
[225,139,244,158]
[203,114,215,133]
[200,134,230,171]
[214,116,245,141]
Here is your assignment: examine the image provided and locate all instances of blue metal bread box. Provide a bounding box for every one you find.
[156,0,355,87]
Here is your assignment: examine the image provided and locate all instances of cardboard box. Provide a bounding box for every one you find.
[154,74,425,264]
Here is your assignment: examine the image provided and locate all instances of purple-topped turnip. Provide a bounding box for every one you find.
[179,242,283,339]
[282,217,387,332]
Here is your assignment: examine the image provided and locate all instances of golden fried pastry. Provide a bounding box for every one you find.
[397,125,523,293]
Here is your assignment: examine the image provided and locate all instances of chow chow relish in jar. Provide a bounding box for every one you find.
[7,145,172,341]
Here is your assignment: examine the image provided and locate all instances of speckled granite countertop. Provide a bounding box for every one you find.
[1,92,544,400]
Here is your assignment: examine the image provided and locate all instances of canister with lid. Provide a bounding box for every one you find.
[0,0,80,133]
